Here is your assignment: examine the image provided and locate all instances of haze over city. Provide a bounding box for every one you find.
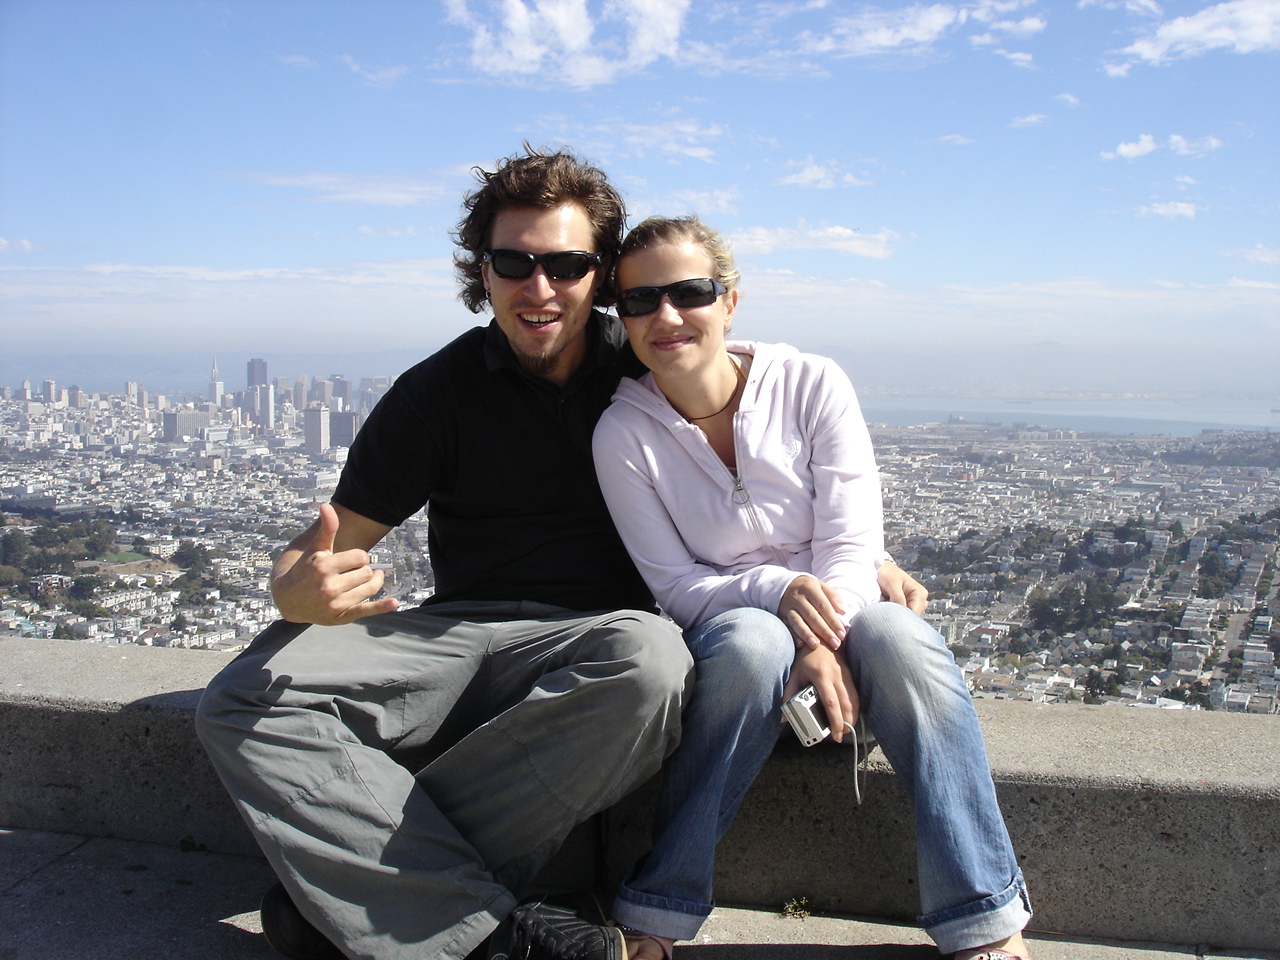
[2,0,1277,399]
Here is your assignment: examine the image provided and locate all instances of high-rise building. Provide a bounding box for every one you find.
[247,358,268,389]
[42,380,57,403]
[309,378,334,407]
[303,406,330,455]
[124,381,139,405]
[357,376,391,412]
[254,383,275,430]
[330,410,363,449]
[209,359,224,405]
[162,410,212,442]
[331,375,351,405]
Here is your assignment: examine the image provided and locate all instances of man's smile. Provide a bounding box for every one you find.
[519,313,561,328]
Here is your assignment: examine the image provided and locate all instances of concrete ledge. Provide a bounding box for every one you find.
[606,707,1280,951]
[3,637,1280,951]
[0,638,255,857]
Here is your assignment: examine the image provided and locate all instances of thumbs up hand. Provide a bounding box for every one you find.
[271,502,400,625]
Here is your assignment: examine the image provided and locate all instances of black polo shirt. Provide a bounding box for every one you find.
[333,313,654,612]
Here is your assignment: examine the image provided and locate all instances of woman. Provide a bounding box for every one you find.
[592,216,1033,960]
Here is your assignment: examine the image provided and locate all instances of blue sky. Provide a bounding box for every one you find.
[2,0,1277,398]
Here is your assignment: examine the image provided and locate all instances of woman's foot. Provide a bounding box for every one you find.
[954,930,1029,959]
[613,924,675,960]
[623,934,672,960]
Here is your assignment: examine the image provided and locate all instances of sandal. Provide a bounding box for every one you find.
[954,949,1030,960]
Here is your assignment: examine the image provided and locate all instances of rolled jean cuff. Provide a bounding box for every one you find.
[922,872,1033,955]
[612,886,711,942]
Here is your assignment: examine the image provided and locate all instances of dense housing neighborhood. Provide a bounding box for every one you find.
[3,374,1278,715]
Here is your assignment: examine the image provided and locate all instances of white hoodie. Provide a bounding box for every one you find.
[593,340,884,631]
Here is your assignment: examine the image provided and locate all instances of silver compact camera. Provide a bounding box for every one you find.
[781,684,830,747]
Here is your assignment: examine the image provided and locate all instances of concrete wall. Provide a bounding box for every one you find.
[1,639,254,856]
[3,637,1279,951]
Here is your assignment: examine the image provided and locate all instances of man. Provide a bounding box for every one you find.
[197,146,928,960]
[198,147,696,960]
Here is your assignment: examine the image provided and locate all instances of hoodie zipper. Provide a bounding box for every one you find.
[730,436,790,568]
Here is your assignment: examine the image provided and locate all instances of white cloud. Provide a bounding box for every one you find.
[1168,133,1224,156]
[939,133,976,145]
[780,163,839,189]
[280,54,318,68]
[1228,277,1280,288]
[730,224,898,259]
[970,12,1045,45]
[968,1,1041,25]
[444,0,692,88]
[778,157,873,188]
[805,4,965,56]
[723,274,1280,391]
[440,0,1271,86]
[627,187,743,221]
[7,264,1275,386]
[1011,113,1048,126]
[357,225,419,238]
[1120,0,1280,65]
[239,171,456,206]
[614,118,725,162]
[1101,133,1222,160]
[0,238,36,253]
[1139,201,1197,219]
[1175,174,1198,185]
[994,48,1036,65]
[1101,133,1159,159]
[1078,0,1163,15]
[54,260,457,289]
[531,113,725,163]
[1055,92,1081,106]
[0,260,467,356]
[339,54,410,88]
[86,264,308,282]
[990,15,1048,36]
[1226,243,1280,264]
[666,188,742,215]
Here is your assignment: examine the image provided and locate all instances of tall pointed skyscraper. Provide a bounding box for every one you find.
[209,358,224,405]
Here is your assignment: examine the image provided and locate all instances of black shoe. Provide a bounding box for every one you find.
[488,892,624,960]
[260,881,345,960]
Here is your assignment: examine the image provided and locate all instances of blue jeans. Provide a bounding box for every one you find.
[612,603,1032,954]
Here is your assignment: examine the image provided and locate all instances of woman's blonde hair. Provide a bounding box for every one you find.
[616,215,740,292]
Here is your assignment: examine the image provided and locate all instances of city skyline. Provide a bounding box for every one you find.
[9,353,1280,436]
[2,0,1278,398]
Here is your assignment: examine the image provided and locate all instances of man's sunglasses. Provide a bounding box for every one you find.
[616,278,727,318]
[483,249,603,281]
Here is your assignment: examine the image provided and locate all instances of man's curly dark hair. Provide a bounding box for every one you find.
[453,143,625,314]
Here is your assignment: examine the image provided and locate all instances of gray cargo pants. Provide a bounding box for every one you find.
[195,601,692,960]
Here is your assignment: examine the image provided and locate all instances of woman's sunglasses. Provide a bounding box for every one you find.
[616,278,727,318]
[483,249,603,281]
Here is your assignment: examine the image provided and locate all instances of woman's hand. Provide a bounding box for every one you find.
[877,560,928,614]
[778,574,847,650]
[783,643,859,744]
